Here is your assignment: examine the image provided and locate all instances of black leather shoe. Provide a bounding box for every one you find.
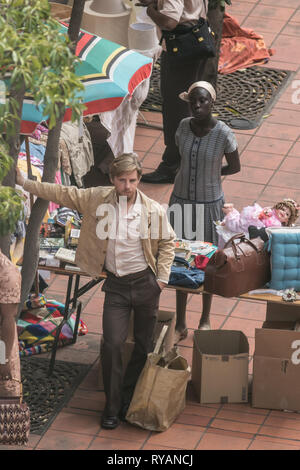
[141,170,175,184]
[248,225,259,239]
[101,414,120,429]
[248,225,269,242]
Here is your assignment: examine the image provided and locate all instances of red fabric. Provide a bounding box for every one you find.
[20,97,123,134]
[75,32,94,56]
[20,121,38,135]
[218,13,274,75]
[128,62,153,95]
[63,96,123,122]
[194,255,210,271]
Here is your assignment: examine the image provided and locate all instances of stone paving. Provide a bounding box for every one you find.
[2,0,300,451]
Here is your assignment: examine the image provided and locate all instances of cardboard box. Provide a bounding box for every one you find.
[252,328,300,412]
[265,302,300,323]
[262,302,300,332]
[126,309,176,355]
[262,321,295,330]
[191,330,249,404]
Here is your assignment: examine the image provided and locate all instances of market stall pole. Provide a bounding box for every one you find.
[46,269,83,377]
[37,265,101,376]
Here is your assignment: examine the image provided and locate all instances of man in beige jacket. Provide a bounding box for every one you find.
[16,153,175,430]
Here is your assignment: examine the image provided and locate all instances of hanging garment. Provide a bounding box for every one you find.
[100,78,150,158]
[60,122,94,187]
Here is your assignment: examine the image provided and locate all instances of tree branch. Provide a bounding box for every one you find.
[18,0,87,313]
[68,0,86,53]
[19,112,64,314]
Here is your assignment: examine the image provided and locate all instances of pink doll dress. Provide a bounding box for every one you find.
[216,203,281,248]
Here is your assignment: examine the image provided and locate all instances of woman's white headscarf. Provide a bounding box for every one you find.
[179,81,216,102]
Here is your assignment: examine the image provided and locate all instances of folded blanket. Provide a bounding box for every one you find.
[18,299,87,357]
[219,13,274,74]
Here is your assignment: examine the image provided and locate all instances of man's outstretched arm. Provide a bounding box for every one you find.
[16,166,91,214]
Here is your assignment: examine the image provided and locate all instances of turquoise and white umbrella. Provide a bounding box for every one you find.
[4,22,153,134]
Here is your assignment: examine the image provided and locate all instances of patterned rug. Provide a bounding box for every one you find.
[20,356,91,435]
[140,62,293,129]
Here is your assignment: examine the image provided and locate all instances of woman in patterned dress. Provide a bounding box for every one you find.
[0,250,21,382]
[168,81,241,333]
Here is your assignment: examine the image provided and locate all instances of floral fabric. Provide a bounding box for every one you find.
[0,251,21,304]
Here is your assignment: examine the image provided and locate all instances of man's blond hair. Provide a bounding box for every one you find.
[109,153,142,180]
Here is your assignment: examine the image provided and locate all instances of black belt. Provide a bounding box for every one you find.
[172,194,224,204]
[105,267,151,281]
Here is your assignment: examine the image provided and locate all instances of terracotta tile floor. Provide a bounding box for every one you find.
[2,0,300,452]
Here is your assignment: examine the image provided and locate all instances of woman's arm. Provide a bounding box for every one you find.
[221,149,241,176]
[147,4,178,30]
[135,1,178,30]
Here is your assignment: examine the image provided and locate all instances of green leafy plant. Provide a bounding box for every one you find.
[0,140,23,237]
[0,142,13,182]
[0,185,23,237]
[0,0,85,240]
[0,0,85,135]
[0,0,87,311]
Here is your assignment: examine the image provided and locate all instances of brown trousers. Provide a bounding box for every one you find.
[101,268,161,416]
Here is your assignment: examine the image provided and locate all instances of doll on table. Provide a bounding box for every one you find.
[216,198,300,248]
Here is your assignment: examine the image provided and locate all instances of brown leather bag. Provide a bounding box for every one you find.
[204,233,271,297]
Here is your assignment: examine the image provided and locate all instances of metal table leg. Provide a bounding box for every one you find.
[47,274,103,376]
[48,274,74,376]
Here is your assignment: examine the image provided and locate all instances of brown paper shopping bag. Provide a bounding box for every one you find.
[126,326,191,432]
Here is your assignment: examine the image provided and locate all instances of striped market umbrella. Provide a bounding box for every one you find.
[19,22,153,134]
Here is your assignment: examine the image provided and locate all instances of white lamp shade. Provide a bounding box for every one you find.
[128,22,158,51]
[90,0,127,14]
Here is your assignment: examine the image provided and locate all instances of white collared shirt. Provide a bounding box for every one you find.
[105,192,148,277]
[158,0,205,24]
[157,0,206,51]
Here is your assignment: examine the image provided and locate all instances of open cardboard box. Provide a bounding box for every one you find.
[252,302,300,412]
[263,302,300,326]
[252,327,300,412]
[192,330,249,404]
